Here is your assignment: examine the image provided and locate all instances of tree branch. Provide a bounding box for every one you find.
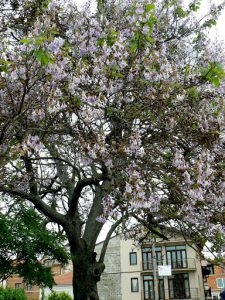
[68,173,110,217]
[0,186,66,226]
[99,218,123,263]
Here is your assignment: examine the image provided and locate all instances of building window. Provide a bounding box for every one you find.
[142,246,162,270]
[206,264,214,275]
[131,278,139,292]
[168,273,190,299]
[130,252,137,265]
[15,283,22,289]
[166,245,187,269]
[216,278,225,288]
[26,284,33,291]
[143,275,164,300]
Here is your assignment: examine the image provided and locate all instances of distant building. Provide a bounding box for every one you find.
[203,262,225,300]
[6,276,40,300]
[42,272,73,299]
[6,258,72,300]
[95,232,205,300]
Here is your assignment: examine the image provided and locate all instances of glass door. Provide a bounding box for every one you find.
[168,273,190,299]
[143,275,154,300]
[143,275,165,300]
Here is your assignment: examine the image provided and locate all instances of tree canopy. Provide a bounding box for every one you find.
[0,202,69,287]
[1,0,225,299]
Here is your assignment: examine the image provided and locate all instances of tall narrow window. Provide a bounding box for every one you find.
[131,278,139,292]
[143,275,165,300]
[166,245,187,269]
[143,275,154,300]
[130,252,137,265]
[142,246,162,270]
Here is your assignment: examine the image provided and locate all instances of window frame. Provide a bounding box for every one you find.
[216,278,225,288]
[131,277,139,292]
[143,275,165,300]
[142,246,162,270]
[166,245,187,269]
[26,284,33,291]
[129,252,137,265]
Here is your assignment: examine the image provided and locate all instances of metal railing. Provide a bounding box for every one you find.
[142,258,196,271]
[141,288,199,300]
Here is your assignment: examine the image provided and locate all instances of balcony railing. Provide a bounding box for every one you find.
[142,258,196,271]
[141,288,199,300]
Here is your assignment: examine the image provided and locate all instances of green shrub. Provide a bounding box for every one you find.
[0,287,27,300]
[47,291,73,300]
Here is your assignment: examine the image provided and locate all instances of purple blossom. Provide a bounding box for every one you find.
[142,25,149,35]
[96,216,107,223]
[172,149,188,170]
[48,37,64,54]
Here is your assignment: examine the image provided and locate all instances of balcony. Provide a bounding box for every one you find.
[142,258,196,272]
[141,288,200,300]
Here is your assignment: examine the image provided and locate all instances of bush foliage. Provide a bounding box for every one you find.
[47,291,73,300]
[0,287,27,300]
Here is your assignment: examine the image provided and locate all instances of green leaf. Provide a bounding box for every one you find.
[35,37,47,46]
[0,58,11,72]
[33,50,53,65]
[145,36,155,43]
[201,62,225,87]
[189,1,201,12]
[203,19,217,28]
[210,77,220,87]
[51,30,60,35]
[72,95,82,108]
[146,3,155,12]
[130,39,138,53]
[20,38,30,44]
[97,37,105,47]
[147,15,157,28]
[175,7,188,18]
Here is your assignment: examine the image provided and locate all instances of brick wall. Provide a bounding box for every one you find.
[6,276,40,300]
[207,265,225,292]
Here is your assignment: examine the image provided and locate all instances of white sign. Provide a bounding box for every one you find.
[158,265,172,276]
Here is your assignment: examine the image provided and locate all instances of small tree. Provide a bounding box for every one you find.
[0,204,69,286]
[1,0,225,299]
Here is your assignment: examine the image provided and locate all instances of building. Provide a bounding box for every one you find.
[6,258,72,300]
[95,232,205,300]
[6,276,40,300]
[203,263,225,300]
[42,272,73,299]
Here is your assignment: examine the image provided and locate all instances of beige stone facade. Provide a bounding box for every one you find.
[96,234,205,300]
[96,236,122,300]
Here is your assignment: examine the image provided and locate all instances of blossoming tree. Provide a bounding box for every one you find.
[1,0,225,299]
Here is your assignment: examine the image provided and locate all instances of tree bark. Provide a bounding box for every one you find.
[68,237,105,300]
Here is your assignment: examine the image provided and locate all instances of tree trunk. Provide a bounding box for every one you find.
[69,240,105,300]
